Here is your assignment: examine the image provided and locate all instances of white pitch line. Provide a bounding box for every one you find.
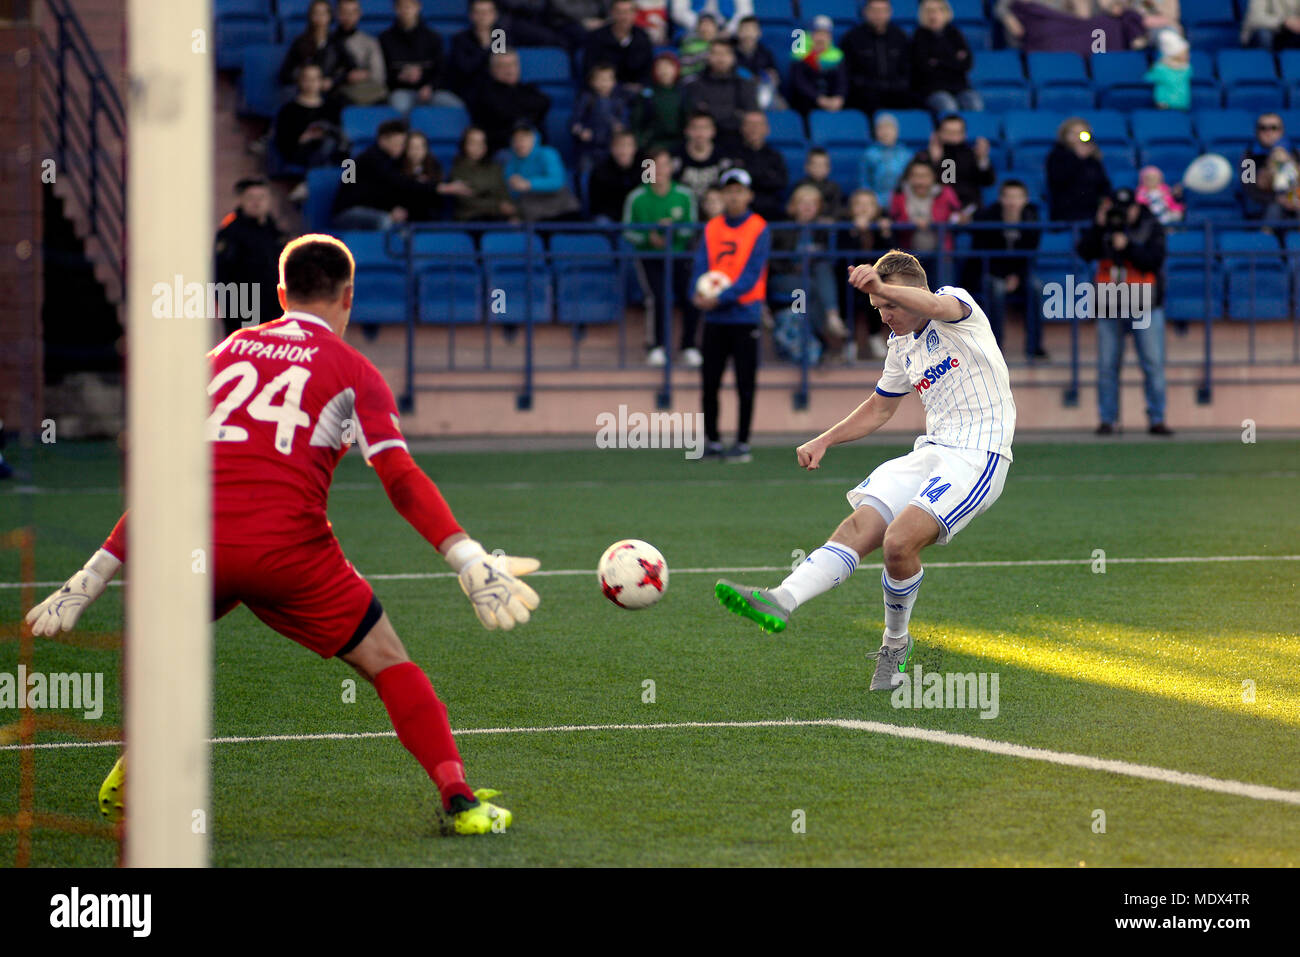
[3,554,1298,590]
[2,717,1298,807]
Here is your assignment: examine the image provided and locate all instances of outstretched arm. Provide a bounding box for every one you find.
[25,513,126,636]
[847,263,969,321]
[796,391,904,470]
[370,447,540,630]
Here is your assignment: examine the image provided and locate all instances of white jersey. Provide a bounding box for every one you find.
[874,285,1016,460]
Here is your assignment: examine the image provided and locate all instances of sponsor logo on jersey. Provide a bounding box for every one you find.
[913,355,959,392]
[265,320,312,340]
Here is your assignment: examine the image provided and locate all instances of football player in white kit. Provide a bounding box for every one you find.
[715,250,1016,691]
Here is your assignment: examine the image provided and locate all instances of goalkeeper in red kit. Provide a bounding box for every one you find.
[24,234,538,836]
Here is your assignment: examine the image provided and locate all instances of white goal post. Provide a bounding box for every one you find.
[124,0,213,867]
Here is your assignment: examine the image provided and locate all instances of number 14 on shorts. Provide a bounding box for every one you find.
[921,476,951,503]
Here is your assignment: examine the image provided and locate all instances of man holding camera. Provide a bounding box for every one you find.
[1077,187,1173,437]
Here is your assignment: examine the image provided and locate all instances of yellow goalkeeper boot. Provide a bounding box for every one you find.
[446,788,512,835]
[98,754,125,822]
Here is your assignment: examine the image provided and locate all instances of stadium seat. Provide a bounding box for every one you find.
[1193,108,1253,155]
[762,26,795,84]
[342,105,402,153]
[1000,168,1046,205]
[409,105,471,145]
[1032,230,1086,322]
[889,110,933,147]
[1130,109,1194,145]
[809,110,868,147]
[480,232,552,324]
[414,232,482,324]
[544,110,576,169]
[519,46,572,85]
[215,14,275,71]
[550,234,624,325]
[817,0,861,27]
[827,146,863,195]
[1183,188,1240,223]
[1091,50,1154,111]
[1027,52,1092,110]
[957,111,1001,143]
[969,50,1029,111]
[777,145,811,185]
[276,0,314,17]
[1279,51,1300,103]
[1003,109,1061,148]
[1084,110,1129,149]
[1164,229,1223,321]
[1139,143,1200,186]
[300,167,340,232]
[1284,230,1300,304]
[339,231,409,324]
[1219,230,1290,320]
[766,110,807,147]
[1217,50,1285,110]
[238,43,286,118]
[1187,50,1221,109]
[752,0,794,25]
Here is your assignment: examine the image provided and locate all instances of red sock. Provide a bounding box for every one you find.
[374,662,474,810]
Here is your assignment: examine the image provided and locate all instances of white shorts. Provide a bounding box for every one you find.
[845,441,1011,545]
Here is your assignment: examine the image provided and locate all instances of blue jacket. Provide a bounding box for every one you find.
[502,142,568,195]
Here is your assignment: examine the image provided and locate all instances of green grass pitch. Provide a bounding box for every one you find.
[1,438,1297,866]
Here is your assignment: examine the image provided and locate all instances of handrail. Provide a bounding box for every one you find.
[351,217,1300,412]
[38,0,127,299]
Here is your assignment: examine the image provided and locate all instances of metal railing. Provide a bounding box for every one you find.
[37,0,127,297]
[360,218,1300,412]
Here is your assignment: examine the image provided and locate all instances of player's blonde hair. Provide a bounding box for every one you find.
[278,233,356,302]
[278,233,356,285]
[873,249,929,288]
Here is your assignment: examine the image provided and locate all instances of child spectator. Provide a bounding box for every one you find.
[888,158,963,254]
[769,185,849,364]
[793,147,844,219]
[841,188,893,358]
[678,12,719,78]
[447,126,516,222]
[912,0,983,115]
[1136,165,1184,224]
[732,15,781,110]
[588,130,645,221]
[274,64,344,170]
[860,112,911,201]
[633,52,687,153]
[789,15,847,118]
[572,62,631,176]
[1144,29,1191,111]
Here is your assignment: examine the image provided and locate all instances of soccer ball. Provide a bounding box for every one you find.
[598,540,668,609]
[695,270,732,298]
[1182,153,1233,194]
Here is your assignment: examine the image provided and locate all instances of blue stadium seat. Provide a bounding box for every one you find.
[414,232,482,324]
[817,0,861,27]
[1003,109,1061,147]
[948,0,983,19]
[303,166,342,232]
[890,110,933,146]
[238,43,286,118]
[957,110,1002,143]
[1091,50,1154,111]
[342,105,402,153]
[1031,230,1086,322]
[480,232,552,324]
[1280,51,1300,102]
[1084,110,1129,148]
[1217,50,1284,110]
[361,13,393,36]
[409,105,471,145]
[1183,188,1240,223]
[777,145,811,184]
[762,26,796,84]
[827,147,863,195]
[278,17,307,43]
[969,49,1029,110]
[1188,24,1242,52]
[1284,230,1300,303]
[544,110,576,169]
[766,110,807,147]
[1187,50,1220,109]
[1139,143,1200,185]
[216,0,270,13]
[550,234,624,325]
[1182,0,1240,29]
[1027,52,1092,110]
[1130,109,1195,145]
[1192,108,1253,155]
[276,0,314,17]
[340,231,409,324]
[1219,230,1289,320]
[1164,229,1223,321]
[519,46,572,85]
[752,0,794,24]
[809,109,869,147]
[1001,168,1046,204]
[216,14,275,71]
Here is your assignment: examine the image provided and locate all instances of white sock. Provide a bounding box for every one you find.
[882,568,924,645]
[771,542,859,610]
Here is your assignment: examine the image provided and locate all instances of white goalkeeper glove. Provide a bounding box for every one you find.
[445,539,540,631]
[25,549,121,637]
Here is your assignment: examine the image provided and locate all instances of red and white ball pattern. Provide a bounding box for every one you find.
[598,539,668,609]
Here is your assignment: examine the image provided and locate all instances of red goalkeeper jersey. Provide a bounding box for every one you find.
[206,310,410,546]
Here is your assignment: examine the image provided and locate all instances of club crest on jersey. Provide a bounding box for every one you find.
[914,355,959,392]
[925,328,940,351]
[266,320,311,340]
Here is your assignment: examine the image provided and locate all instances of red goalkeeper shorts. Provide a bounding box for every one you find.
[212,534,382,658]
